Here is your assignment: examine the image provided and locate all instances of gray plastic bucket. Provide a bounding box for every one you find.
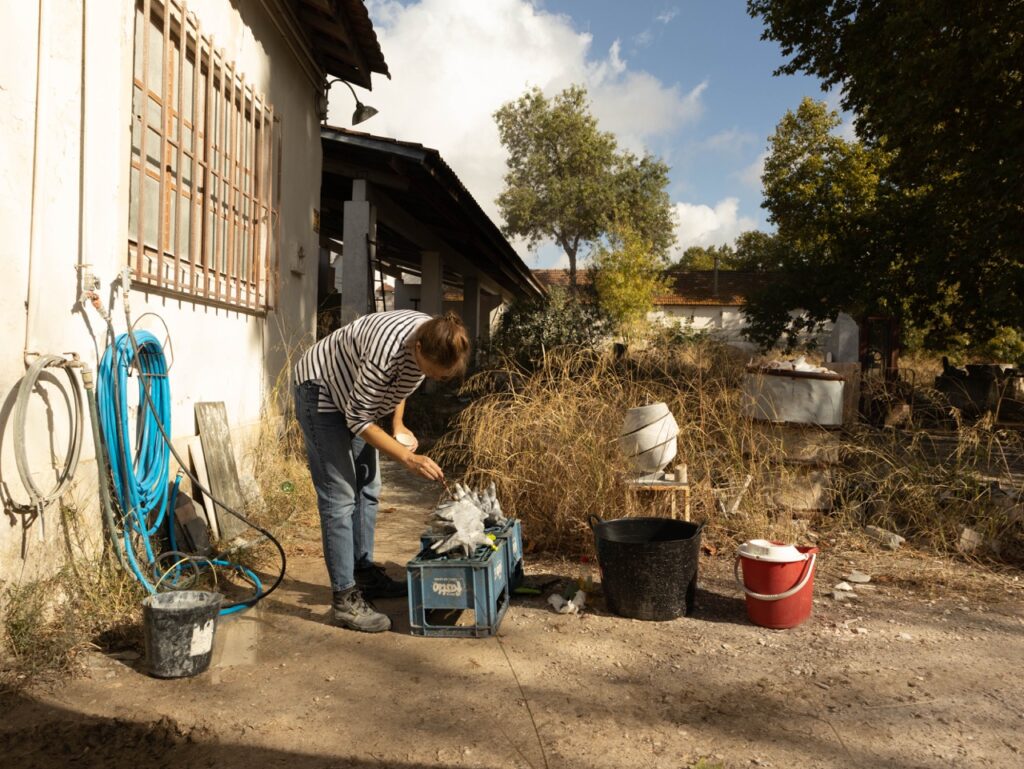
[142,591,222,678]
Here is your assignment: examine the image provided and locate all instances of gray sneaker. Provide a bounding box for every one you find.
[331,588,391,633]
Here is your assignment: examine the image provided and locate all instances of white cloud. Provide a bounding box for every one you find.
[699,128,758,154]
[835,117,857,141]
[632,29,654,48]
[672,198,757,251]
[737,150,768,190]
[355,0,706,236]
[656,7,680,24]
[533,242,571,269]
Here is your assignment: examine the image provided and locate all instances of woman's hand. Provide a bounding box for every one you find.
[402,451,444,481]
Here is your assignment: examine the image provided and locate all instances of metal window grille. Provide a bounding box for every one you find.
[128,0,278,311]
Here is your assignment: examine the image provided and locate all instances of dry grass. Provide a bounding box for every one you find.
[1,550,146,689]
[436,341,802,555]
[899,350,944,385]
[435,340,1024,564]
[833,418,1024,560]
[231,332,319,570]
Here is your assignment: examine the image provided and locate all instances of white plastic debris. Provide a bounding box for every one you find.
[833,581,855,592]
[845,571,872,584]
[764,356,833,374]
[548,590,586,615]
[865,525,906,550]
[428,481,507,557]
[958,527,983,554]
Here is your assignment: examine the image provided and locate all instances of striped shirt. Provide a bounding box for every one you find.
[294,310,431,434]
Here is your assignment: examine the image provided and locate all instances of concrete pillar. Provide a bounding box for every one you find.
[394,274,420,310]
[462,274,481,343]
[481,293,503,343]
[420,251,443,317]
[340,180,375,324]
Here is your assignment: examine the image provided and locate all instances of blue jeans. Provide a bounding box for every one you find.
[293,381,381,592]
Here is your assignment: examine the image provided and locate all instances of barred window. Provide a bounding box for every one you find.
[129,0,278,311]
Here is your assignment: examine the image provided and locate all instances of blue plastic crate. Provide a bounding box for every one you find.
[420,519,524,590]
[492,519,524,589]
[406,539,509,638]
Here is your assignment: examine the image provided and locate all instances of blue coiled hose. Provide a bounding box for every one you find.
[97,331,262,615]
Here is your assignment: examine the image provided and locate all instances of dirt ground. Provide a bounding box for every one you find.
[2,458,1023,769]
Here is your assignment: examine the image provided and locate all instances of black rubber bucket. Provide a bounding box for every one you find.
[590,516,703,621]
[142,591,222,678]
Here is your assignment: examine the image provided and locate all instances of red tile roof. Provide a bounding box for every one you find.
[657,271,768,306]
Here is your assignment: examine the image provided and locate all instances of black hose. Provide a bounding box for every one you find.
[82,368,126,568]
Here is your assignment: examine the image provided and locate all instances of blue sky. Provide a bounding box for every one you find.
[547,1,832,210]
[351,1,843,268]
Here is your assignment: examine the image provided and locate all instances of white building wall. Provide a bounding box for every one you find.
[649,304,841,354]
[649,305,748,342]
[0,0,321,581]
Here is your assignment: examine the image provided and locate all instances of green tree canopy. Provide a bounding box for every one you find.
[731,231,785,272]
[494,86,676,287]
[748,0,1024,349]
[672,232,784,272]
[674,244,735,271]
[742,98,893,349]
[591,219,669,338]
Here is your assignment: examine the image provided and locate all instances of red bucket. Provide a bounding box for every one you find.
[735,540,818,629]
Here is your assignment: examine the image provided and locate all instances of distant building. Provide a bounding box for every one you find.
[532,269,858,357]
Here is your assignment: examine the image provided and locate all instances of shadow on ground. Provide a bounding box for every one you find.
[0,690,462,769]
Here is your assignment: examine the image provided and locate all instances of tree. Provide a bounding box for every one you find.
[591,220,669,338]
[748,0,1024,348]
[731,231,785,272]
[672,234,782,272]
[741,98,893,349]
[611,151,676,261]
[495,86,676,287]
[674,244,735,271]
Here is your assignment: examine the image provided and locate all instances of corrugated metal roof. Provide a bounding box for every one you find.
[532,269,772,306]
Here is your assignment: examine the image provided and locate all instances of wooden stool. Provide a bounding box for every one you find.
[624,464,691,520]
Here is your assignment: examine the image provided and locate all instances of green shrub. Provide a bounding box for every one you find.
[486,287,608,367]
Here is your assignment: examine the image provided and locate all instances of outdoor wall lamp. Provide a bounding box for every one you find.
[319,77,379,125]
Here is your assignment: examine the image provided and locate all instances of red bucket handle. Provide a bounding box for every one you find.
[734,553,816,602]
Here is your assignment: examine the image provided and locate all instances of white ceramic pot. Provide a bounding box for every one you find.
[629,436,678,474]
[618,404,679,476]
[620,402,671,435]
[618,412,679,457]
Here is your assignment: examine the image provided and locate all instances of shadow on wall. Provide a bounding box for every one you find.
[0,689,463,769]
